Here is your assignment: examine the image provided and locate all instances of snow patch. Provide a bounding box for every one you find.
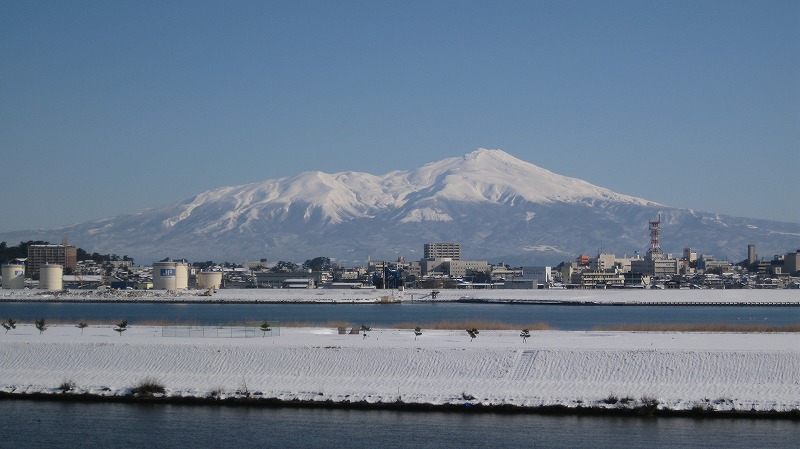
[522,245,570,254]
[399,208,453,223]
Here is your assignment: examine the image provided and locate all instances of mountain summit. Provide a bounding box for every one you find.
[162,149,655,232]
[3,149,798,264]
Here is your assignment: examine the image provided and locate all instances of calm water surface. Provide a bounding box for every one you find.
[0,302,797,330]
[2,401,797,449]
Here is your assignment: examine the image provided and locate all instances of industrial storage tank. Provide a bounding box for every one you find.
[152,261,189,290]
[176,262,189,289]
[2,264,26,289]
[39,264,63,290]
[197,271,223,290]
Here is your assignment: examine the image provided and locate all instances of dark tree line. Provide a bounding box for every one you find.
[78,249,133,264]
[268,257,332,273]
[191,261,243,269]
[0,240,131,265]
[302,257,331,272]
[0,240,49,264]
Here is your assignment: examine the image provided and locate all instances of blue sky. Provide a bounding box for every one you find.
[1,0,798,232]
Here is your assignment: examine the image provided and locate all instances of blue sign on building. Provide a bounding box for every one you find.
[160,269,176,276]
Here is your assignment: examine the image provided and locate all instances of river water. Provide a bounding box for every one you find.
[2,400,796,448]
[0,302,797,329]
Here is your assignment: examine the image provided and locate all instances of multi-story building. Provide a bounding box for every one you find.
[683,248,698,264]
[419,257,490,278]
[784,250,800,275]
[446,260,491,278]
[630,257,678,278]
[590,253,617,272]
[27,243,77,278]
[423,243,461,260]
[699,257,732,273]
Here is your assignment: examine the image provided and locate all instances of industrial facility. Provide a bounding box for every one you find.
[152,261,190,290]
[1,263,25,289]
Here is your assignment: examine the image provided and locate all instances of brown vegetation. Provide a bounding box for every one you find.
[593,323,800,333]
[391,320,552,331]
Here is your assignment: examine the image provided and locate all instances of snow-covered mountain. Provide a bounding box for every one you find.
[3,149,799,265]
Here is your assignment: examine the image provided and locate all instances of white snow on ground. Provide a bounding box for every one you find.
[1,288,799,305]
[1,324,798,412]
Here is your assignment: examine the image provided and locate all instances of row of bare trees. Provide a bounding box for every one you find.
[2,318,127,336]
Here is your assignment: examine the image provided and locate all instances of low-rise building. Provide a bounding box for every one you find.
[254,271,324,288]
[580,271,625,288]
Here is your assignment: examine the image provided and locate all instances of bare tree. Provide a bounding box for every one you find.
[114,320,128,336]
[260,321,271,337]
[3,319,16,334]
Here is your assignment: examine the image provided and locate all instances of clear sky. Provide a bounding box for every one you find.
[1,0,798,232]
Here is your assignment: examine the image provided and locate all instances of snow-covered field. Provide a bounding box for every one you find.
[1,288,799,305]
[1,323,798,413]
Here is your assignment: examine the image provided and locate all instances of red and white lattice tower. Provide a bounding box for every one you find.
[646,214,664,259]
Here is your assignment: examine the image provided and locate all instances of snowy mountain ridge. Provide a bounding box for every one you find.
[1,148,798,265]
[163,148,656,230]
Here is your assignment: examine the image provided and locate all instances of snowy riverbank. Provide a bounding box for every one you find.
[1,288,799,305]
[1,324,798,415]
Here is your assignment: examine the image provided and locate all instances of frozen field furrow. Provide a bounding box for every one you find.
[1,325,798,411]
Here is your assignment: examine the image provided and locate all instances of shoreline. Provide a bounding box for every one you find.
[1,287,799,307]
[2,391,798,420]
[1,296,798,307]
[1,298,798,306]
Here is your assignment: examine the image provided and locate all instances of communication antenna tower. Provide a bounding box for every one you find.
[646,214,664,260]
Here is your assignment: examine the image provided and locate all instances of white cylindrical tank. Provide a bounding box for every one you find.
[152,262,189,290]
[2,264,26,289]
[39,264,63,290]
[175,263,188,290]
[197,271,223,290]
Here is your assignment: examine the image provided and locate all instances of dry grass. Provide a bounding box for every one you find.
[391,320,552,331]
[58,379,76,393]
[45,319,113,326]
[132,377,166,396]
[594,323,800,333]
[130,319,203,327]
[278,320,353,329]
